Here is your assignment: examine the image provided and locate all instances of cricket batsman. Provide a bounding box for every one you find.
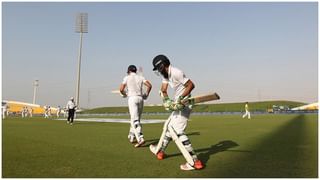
[149,54,204,171]
[119,65,152,148]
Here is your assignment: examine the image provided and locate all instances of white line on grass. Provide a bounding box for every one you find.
[55,118,166,124]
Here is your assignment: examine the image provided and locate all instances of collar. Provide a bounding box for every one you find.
[168,65,172,79]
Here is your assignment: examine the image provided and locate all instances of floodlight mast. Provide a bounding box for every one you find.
[75,13,88,108]
[33,79,39,104]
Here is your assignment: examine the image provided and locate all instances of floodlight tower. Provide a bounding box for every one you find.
[75,12,88,108]
[33,79,39,104]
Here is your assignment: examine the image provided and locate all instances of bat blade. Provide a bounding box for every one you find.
[182,92,220,105]
[111,90,120,94]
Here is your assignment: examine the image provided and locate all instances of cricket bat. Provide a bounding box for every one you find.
[111,90,127,98]
[181,92,220,105]
[111,90,120,94]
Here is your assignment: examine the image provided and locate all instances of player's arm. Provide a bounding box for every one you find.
[119,84,127,97]
[181,79,195,98]
[160,82,169,98]
[160,82,173,110]
[144,80,152,96]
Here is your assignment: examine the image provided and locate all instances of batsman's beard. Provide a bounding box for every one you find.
[159,67,168,79]
[154,67,169,79]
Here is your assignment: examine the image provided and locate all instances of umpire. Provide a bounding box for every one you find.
[66,97,76,125]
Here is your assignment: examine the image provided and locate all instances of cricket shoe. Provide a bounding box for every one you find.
[156,151,165,160]
[128,137,137,144]
[149,145,165,160]
[134,138,145,148]
[180,160,204,171]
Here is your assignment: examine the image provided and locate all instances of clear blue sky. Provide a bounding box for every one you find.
[2,2,318,108]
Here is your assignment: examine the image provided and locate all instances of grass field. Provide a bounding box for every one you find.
[2,114,318,178]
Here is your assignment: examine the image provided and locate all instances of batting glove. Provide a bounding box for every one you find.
[163,97,173,111]
[120,93,127,98]
[174,96,186,110]
[173,103,185,111]
[142,93,148,100]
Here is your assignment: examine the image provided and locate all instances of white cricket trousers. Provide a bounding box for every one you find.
[160,107,198,163]
[128,96,144,142]
[242,110,251,119]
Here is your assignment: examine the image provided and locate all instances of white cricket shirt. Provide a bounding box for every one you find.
[122,73,146,97]
[66,100,76,110]
[162,65,190,100]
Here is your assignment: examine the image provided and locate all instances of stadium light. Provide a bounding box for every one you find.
[75,12,88,108]
[33,79,39,104]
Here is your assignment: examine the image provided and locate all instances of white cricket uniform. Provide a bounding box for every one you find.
[2,105,7,119]
[57,107,61,117]
[122,72,147,142]
[159,65,198,164]
[29,108,33,117]
[162,65,192,133]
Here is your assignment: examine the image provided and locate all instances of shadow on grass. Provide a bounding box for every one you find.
[165,140,244,165]
[142,132,201,147]
[215,114,317,178]
[197,140,244,164]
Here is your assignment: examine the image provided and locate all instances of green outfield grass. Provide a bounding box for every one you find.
[2,114,318,177]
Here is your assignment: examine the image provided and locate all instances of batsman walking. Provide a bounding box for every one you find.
[149,54,204,171]
[119,65,152,148]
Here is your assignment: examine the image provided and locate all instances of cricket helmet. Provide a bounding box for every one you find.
[127,65,137,73]
[152,54,170,71]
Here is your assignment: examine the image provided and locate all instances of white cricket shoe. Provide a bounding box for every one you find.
[134,138,145,148]
[128,136,136,144]
[149,144,158,155]
[180,163,195,171]
[180,160,204,171]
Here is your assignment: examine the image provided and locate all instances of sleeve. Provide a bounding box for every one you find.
[162,78,169,84]
[174,69,189,85]
[122,76,128,85]
[141,76,147,83]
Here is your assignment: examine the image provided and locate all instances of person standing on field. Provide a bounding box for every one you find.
[56,106,61,118]
[2,104,8,119]
[242,102,251,119]
[44,105,49,118]
[149,54,204,171]
[29,108,33,117]
[48,106,52,118]
[66,97,76,125]
[119,65,152,148]
[22,106,28,118]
